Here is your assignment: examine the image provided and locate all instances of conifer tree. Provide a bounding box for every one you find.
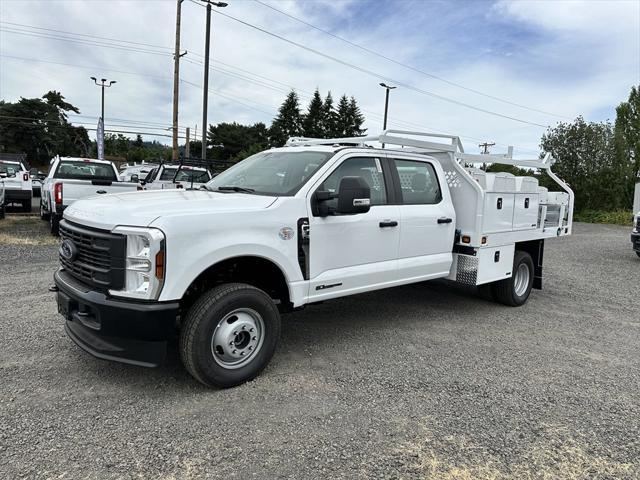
[303,89,325,138]
[269,90,304,146]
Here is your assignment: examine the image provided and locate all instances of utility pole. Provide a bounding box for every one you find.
[172,0,187,161]
[379,83,396,148]
[199,0,228,160]
[478,142,495,171]
[185,127,190,158]
[479,142,495,155]
[90,77,116,123]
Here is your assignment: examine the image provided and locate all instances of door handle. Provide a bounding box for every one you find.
[96,190,107,194]
[437,217,453,224]
[379,220,398,228]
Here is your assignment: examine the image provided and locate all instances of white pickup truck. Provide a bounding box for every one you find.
[0,160,32,212]
[53,131,574,388]
[41,156,139,235]
[140,164,212,190]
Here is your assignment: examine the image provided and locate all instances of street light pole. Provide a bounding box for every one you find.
[199,0,228,160]
[379,83,396,148]
[90,77,116,124]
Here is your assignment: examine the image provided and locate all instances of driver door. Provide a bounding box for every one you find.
[306,155,401,301]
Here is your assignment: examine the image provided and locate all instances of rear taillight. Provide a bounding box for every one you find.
[54,182,63,205]
[23,173,29,182]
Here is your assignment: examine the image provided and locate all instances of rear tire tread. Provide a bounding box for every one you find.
[492,250,534,307]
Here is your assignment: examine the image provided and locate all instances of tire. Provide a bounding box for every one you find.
[40,201,50,221]
[492,250,534,307]
[636,251,640,258]
[50,213,60,236]
[179,283,281,388]
[0,205,5,220]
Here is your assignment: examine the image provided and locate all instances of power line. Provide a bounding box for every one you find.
[3,17,552,128]
[0,118,187,140]
[0,27,173,57]
[1,52,539,154]
[0,21,174,52]
[252,0,572,121]
[207,9,550,128]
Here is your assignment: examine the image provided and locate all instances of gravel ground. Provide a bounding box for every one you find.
[0,223,639,479]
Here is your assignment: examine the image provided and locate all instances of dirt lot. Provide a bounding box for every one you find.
[0,221,638,479]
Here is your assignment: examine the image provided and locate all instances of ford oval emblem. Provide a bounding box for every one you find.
[60,239,78,261]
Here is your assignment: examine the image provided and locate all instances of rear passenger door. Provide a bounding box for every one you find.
[391,158,456,282]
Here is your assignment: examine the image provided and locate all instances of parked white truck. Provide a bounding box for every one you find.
[41,156,139,235]
[140,164,212,190]
[0,159,32,212]
[54,131,574,388]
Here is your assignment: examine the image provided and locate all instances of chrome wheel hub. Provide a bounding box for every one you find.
[514,263,530,297]
[211,308,264,369]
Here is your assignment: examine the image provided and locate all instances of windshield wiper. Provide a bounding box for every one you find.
[217,186,255,193]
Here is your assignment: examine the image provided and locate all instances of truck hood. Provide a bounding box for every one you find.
[63,189,278,230]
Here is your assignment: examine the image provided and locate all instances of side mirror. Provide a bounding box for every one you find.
[130,174,139,183]
[336,176,371,214]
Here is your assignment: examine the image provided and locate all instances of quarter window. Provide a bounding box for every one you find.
[318,157,387,206]
[394,159,442,204]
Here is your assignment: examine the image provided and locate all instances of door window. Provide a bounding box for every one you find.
[394,159,442,204]
[318,157,387,207]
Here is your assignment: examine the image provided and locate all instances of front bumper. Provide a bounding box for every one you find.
[55,269,179,367]
[632,232,640,252]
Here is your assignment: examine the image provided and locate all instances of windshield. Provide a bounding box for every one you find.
[54,161,117,181]
[160,168,211,183]
[205,150,333,196]
[0,162,22,177]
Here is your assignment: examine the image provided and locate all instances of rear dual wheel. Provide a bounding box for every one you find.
[179,283,281,388]
[490,250,534,307]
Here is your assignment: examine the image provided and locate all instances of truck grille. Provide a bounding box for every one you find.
[59,220,126,291]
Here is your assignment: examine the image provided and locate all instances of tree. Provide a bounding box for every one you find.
[302,89,324,138]
[335,95,351,137]
[0,91,89,165]
[269,90,303,146]
[347,96,366,136]
[207,122,269,160]
[322,91,338,137]
[614,85,640,208]
[540,117,624,211]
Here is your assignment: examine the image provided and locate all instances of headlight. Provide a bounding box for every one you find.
[109,226,165,300]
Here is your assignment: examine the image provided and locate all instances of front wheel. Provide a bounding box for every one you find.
[179,283,281,388]
[492,251,534,307]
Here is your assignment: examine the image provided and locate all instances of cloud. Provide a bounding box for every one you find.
[0,0,638,158]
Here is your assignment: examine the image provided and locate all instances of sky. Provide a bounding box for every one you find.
[0,0,639,157]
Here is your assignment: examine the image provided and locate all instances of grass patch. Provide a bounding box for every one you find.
[573,209,634,226]
[396,422,637,480]
[0,216,58,245]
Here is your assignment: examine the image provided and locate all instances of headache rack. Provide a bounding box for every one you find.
[286,130,574,247]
